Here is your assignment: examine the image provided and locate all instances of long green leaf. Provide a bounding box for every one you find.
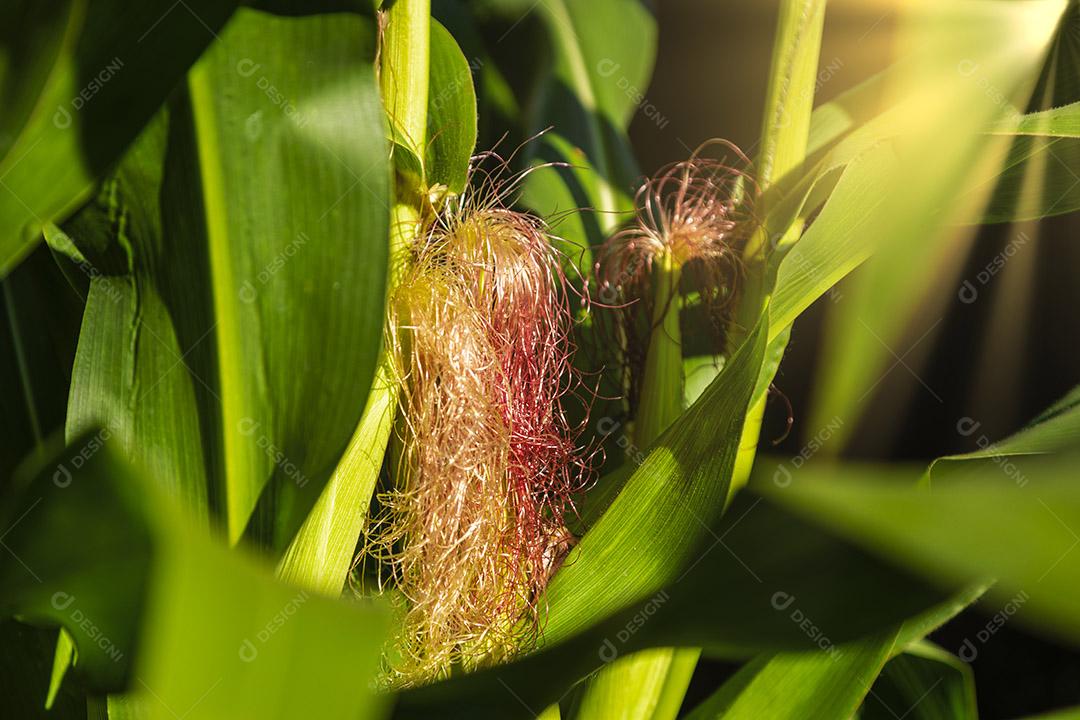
[769,142,894,342]
[0,0,238,276]
[180,7,390,548]
[61,115,210,521]
[763,454,1080,645]
[58,7,391,556]
[542,318,767,645]
[687,572,987,720]
[930,383,1080,481]
[277,6,478,598]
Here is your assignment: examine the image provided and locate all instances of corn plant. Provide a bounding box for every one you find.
[3,0,1080,718]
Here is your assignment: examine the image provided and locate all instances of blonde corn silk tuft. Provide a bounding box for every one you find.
[365,153,592,685]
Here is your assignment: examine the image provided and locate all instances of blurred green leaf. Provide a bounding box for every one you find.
[0,245,83,481]
[0,433,391,720]
[762,453,1080,646]
[972,2,1080,223]
[1014,708,1080,720]
[0,0,239,276]
[521,133,611,267]
[518,0,657,247]
[0,434,153,690]
[117,510,390,720]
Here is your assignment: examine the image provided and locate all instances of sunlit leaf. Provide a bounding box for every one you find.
[684,631,897,720]
[180,7,390,548]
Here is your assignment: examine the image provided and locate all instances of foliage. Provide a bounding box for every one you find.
[3,0,1080,718]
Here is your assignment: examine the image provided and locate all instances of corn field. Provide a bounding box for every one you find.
[3,0,1080,718]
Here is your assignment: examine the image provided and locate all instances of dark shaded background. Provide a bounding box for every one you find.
[628,1,1080,717]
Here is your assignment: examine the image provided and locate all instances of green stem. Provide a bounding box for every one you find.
[380,0,430,160]
[729,0,827,503]
[635,251,683,446]
[743,0,828,261]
